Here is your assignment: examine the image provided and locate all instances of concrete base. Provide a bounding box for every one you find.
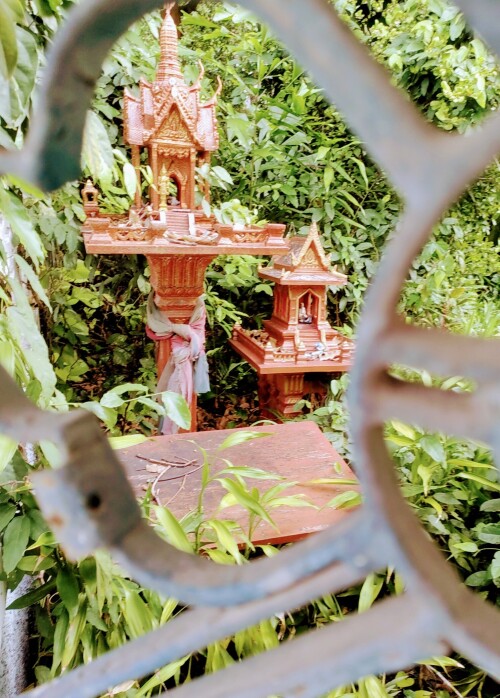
[0,577,31,697]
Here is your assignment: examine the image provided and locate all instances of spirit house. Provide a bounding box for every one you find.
[230,222,355,418]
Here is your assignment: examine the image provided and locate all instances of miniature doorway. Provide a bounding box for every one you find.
[298,291,319,326]
[167,175,181,207]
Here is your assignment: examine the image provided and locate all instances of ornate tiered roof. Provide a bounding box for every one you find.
[123,6,220,152]
[260,221,347,285]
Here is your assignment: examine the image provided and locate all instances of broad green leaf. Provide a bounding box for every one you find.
[82,111,114,186]
[327,490,361,510]
[481,499,500,512]
[26,530,55,549]
[39,440,63,468]
[491,551,500,582]
[358,573,384,612]
[420,435,445,463]
[451,541,477,553]
[107,382,150,396]
[477,524,500,544]
[108,434,149,450]
[218,430,272,451]
[417,464,433,496]
[15,254,52,310]
[7,579,56,610]
[62,600,87,669]
[324,165,334,192]
[81,401,117,429]
[0,6,17,78]
[100,392,125,408]
[207,519,243,562]
[17,555,56,572]
[71,286,101,308]
[123,161,138,198]
[4,0,24,22]
[0,434,17,471]
[0,340,15,375]
[137,395,165,415]
[6,288,57,401]
[161,391,191,430]
[2,514,30,573]
[0,189,45,266]
[212,165,233,185]
[0,503,16,532]
[8,25,37,122]
[217,478,276,528]
[134,656,189,698]
[155,506,193,553]
[465,570,491,587]
[390,420,415,440]
[123,590,154,638]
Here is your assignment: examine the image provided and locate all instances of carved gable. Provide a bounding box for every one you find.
[300,245,325,270]
[157,106,194,145]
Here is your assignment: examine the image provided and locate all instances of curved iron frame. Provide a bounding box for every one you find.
[0,1,499,696]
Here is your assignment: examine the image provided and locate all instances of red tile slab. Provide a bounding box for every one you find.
[117,422,358,546]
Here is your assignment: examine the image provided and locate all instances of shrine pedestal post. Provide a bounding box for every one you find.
[146,253,215,433]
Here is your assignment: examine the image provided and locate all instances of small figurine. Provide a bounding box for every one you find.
[298,301,313,324]
[167,194,180,207]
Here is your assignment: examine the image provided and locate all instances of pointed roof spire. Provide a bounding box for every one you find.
[294,220,330,270]
[156,3,183,82]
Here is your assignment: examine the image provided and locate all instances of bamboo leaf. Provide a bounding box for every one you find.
[218,430,272,451]
[155,507,193,553]
[108,434,149,450]
[456,472,500,493]
[57,567,80,617]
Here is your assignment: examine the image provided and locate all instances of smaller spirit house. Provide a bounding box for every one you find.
[230,222,355,418]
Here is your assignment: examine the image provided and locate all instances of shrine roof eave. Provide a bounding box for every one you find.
[259,269,347,285]
[83,238,291,257]
[148,137,198,149]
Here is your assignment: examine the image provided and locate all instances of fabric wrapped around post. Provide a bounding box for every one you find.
[147,294,210,434]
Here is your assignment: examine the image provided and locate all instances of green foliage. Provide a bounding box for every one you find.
[336,0,500,130]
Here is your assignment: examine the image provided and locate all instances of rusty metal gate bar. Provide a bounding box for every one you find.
[0,1,499,696]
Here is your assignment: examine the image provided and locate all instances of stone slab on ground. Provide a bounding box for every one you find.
[117,422,358,546]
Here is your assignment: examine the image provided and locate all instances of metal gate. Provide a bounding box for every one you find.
[0,1,499,696]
